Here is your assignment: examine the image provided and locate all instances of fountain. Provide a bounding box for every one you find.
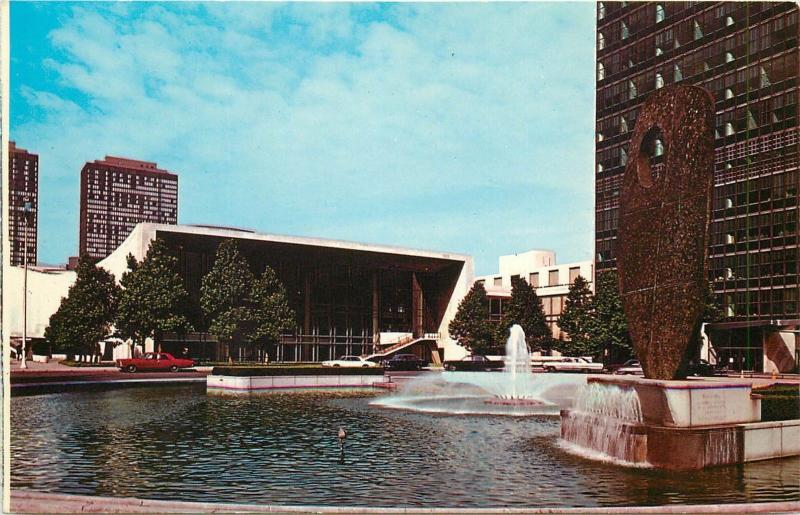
[372,324,585,416]
[559,85,800,469]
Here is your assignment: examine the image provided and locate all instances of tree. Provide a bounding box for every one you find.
[556,275,595,357]
[116,239,193,356]
[498,276,552,352]
[589,270,633,363]
[200,240,255,359]
[449,282,494,355]
[246,266,296,359]
[44,254,119,361]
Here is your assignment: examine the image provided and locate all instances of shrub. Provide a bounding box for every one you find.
[758,384,800,422]
[211,366,385,377]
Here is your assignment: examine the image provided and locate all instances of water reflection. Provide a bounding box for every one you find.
[11,385,800,508]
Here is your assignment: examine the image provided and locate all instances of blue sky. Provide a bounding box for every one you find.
[11,2,596,275]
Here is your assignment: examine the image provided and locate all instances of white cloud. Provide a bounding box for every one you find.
[13,2,596,273]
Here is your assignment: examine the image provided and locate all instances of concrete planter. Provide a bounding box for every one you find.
[207,372,387,394]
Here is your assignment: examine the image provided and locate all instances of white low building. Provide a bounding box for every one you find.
[476,250,594,342]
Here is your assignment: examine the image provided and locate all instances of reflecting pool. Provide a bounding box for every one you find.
[11,384,800,508]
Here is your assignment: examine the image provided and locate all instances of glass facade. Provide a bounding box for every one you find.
[159,232,463,362]
[596,2,799,322]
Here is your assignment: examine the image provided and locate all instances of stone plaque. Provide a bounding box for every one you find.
[617,85,715,380]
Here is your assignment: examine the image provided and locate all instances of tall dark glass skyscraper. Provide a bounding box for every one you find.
[595,2,798,371]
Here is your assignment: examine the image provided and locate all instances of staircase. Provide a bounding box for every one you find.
[363,334,441,363]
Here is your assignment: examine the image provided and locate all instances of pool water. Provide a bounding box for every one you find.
[10,384,800,508]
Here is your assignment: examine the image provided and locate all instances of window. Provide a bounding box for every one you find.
[598,32,605,50]
[621,21,629,40]
[529,272,539,287]
[759,66,771,88]
[620,116,628,133]
[655,4,665,23]
[620,148,628,166]
[674,64,682,82]
[597,132,604,142]
[569,267,581,284]
[597,62,605,81]
[725,52,735,63]
[746,110,757,130]
[654,139,664,157]
[628,80,637,99]
[493,277,502,287]
[693,20,703,40]
[655,73,665,89]
[598,2,605,20]
[655,46,663,56]
[725,88,734,99]
[724,122,735,136]
[725,16,734,27]
[548,269,559,286]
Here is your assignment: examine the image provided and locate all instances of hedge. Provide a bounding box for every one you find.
[211,366,385,377]
[758,384,800,422]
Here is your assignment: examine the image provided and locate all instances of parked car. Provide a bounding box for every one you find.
[443,355,505,372]
[383,353,428,371]
[117,352,194,373]
[686,359,716,377]
[321,355,379,368]
[613,359,643,375]
[543,357,604,373]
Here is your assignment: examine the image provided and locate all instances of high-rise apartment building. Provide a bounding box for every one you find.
[79,156,178,260]
[8,141,39,267]
[595,2,798,371]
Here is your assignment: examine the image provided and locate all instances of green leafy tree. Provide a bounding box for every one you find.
[200,240,255,359]
[44,254,119,361]
[116,239,193,355]
[589,270,633,363]
[556,275,596,356]
[246,266,296,358]
[449,282,494,355]
[498,276,552,352]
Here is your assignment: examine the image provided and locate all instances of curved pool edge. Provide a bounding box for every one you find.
[10,490,800,514]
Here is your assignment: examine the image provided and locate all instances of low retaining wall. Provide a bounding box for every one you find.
[560,413,800,469]
[207,372,386,393]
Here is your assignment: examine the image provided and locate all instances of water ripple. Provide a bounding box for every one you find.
[10,384,800,508]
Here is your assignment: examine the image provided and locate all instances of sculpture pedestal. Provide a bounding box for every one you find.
[560,376,799,470]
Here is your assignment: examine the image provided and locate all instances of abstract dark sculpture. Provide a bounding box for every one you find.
[617,85,715,380]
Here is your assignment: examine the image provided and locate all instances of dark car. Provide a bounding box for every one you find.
[686,359,716,377]
[383,353,429,371]
[443,355,505,372]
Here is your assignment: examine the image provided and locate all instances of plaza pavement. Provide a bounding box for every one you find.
[9,490,800,514]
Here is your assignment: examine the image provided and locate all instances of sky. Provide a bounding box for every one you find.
[10,2,596,276]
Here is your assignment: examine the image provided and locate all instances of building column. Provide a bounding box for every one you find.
[303,272,311,337]
[412,272,423,339]
[372,271,380,348]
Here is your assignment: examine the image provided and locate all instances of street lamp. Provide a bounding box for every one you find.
[20,200,33,370]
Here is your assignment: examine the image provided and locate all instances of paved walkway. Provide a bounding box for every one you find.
[8,358,210,388]
[9,490,800,514]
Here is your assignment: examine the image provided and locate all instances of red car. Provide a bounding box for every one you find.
[117,352,194,373]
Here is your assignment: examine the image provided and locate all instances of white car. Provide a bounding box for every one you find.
[321,355,379,368]
[543,357,604,373]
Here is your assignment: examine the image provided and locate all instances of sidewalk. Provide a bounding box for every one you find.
[10,490,800,514]
[8,358,209,388]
